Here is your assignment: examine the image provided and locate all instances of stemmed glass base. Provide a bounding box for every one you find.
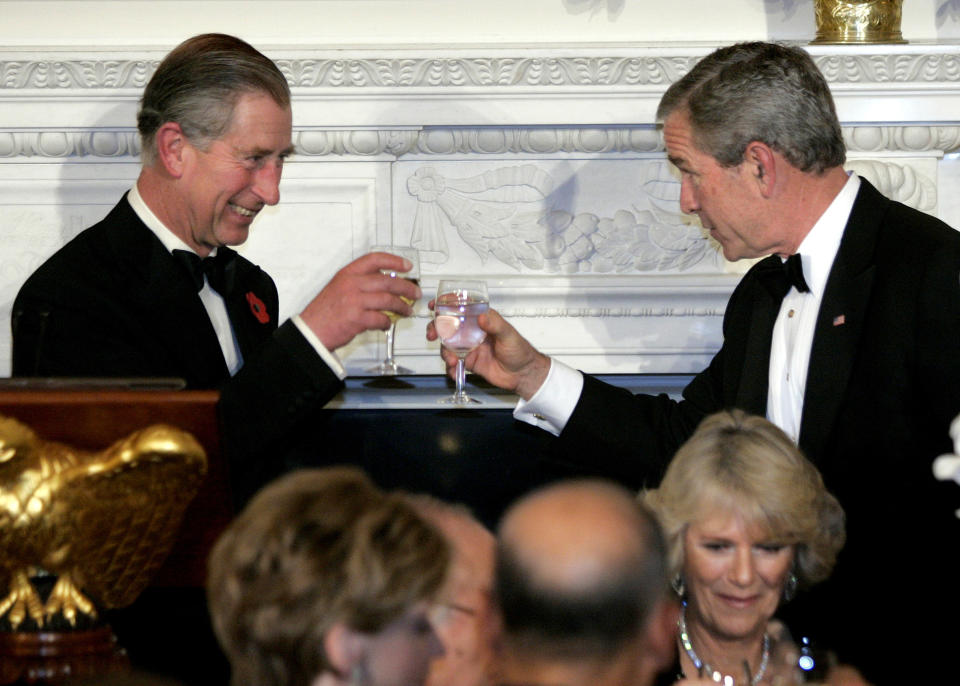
[367,244,419,376]
[438,395,479,405]
[368,360,414,376]
[435,279,489,405]
[367,324,412,375]
[437,388,480,405]
[437,357,479,405]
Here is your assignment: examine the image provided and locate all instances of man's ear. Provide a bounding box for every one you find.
[743,141,777,198]
[323,622,367,677]
[644,598,680,671]
[154,121,189,178]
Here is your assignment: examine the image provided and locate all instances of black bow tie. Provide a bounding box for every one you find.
[758,253,810,300]
[172,248,237,296]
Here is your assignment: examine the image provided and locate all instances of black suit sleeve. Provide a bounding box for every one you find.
[552,269,768,488]
[556,358,727,488]
[218,320,344,504]
[912,219,960,453]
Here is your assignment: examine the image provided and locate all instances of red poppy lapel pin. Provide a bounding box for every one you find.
[245,291,270,324]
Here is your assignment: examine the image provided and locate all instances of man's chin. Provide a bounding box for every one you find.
[717,241,754,263]
[707,229,734,260]
[719,245,740,262]
[217,225,251,247]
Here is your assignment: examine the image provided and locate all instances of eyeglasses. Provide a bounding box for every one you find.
[429,602,478,626]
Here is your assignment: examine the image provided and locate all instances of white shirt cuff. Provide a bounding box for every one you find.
[292,315,347,380]
[513,358,583,436]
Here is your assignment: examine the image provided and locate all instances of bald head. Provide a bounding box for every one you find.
[496,480,667,659]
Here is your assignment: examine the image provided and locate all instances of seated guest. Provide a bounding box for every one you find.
[207,467,450,686]
[494,479,677,686]
[404,495,497,686]
[641,410,853,685]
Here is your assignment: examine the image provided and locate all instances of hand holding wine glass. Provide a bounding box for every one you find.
[367,245,420,375]
[428,304,552,402]
[434,280,489,404]
[297,251,419,353]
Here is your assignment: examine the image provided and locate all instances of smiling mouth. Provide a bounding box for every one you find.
[230,203,258,218]
[718,594,759,607]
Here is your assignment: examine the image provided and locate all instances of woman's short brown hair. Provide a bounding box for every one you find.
[641,410,845,589]
[207,467,450,686]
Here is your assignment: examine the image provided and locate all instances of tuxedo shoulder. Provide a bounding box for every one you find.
[232,251,271,278]
[730,255,778,294]
[875,212,960,281]
[229,252,279,302]
[17,220,125,300]
[879,196,960,250]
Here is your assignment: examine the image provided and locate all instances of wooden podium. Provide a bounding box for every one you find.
[0,386,232,684]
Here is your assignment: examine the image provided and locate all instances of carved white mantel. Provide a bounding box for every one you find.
[3,41,960,378]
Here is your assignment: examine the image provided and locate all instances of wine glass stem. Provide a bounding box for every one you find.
[455,357,467,400]
[384,323,397,364]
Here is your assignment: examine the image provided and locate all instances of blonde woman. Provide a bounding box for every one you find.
[642,411,848,685]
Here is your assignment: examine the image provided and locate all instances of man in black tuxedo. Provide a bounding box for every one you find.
[429,42,960,681]
[11,33,422,685]
[11,34,420,500]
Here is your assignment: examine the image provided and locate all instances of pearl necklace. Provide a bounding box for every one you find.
[678,606,770,686]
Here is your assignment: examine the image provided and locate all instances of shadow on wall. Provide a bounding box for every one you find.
[562,0,626,20]
[763,0,817,41]
[938,0,960,37]
[0,101,140,377]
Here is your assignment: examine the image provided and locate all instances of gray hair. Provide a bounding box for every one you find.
[137,33,290,166]
[656,42,845,174]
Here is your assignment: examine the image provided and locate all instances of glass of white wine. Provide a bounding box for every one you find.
[434,279,489,405]
[367,245,420,376]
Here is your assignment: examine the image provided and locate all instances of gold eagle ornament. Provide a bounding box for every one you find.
[0,414,207,630]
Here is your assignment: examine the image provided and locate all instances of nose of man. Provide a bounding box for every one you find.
[679,177,700,215]
[252,161,283,206]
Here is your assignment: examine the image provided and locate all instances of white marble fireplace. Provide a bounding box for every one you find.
[3,4,960,382]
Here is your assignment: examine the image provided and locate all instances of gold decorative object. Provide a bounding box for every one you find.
[0,415,207,629]
[811,0,906,44]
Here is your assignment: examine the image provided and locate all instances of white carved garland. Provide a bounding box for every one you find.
[2,44,958,377]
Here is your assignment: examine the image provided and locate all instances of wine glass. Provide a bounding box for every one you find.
[434,280,489,405]
[367,245,420,376]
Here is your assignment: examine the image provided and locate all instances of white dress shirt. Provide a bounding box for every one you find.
[127,184,346,380]
[766,173,859,441]
[515,173,861,441]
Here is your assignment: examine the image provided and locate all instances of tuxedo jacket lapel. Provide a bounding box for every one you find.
[219,247,278,363]
[735,255,787,414]
[105,198,231,384]
[799,180,882,461]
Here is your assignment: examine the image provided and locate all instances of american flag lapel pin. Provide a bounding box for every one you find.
[833,314,846,327]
